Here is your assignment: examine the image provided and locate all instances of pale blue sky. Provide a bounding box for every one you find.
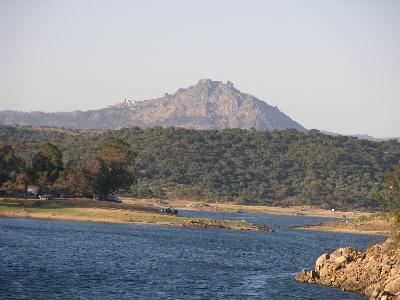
[1,0,399,137]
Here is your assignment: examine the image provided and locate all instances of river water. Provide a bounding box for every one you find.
[0,212,383,299]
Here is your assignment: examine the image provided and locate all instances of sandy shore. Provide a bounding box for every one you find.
[0,198,271,232]
[122,198,372,219]
[293,214,392,236]
[121,198,387,236]
[0,197,383,235]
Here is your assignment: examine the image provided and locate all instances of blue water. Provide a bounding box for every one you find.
[0,212,384,299]
[179,209,343,229]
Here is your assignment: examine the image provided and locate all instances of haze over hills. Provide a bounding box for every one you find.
[321,131,400,142]
[0,79,306,132]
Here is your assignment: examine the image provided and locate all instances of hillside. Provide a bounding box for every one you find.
[1,125,399,210]
[0,79,306,132]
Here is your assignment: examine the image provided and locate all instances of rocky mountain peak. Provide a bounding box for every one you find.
[0,79,307,132]
[191,79,235,93]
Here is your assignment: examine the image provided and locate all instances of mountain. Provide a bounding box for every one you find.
[0,79,306,132]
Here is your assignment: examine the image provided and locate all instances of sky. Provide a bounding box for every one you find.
[1,0,399,137]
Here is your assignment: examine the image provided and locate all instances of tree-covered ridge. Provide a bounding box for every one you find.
[1,125,399,210]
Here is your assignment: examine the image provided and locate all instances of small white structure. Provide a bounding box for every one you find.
[27,187,39,196]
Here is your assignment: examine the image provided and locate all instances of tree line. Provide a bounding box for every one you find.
[1,125,400,210]
[0,134,135,198]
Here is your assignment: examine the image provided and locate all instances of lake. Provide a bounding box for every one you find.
[0,212,383,299]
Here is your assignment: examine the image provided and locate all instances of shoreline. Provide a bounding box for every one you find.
[123,198,372,219]
[296,237,400,299]
[0,198,271,232]
[293,226,389,236]
[123,198,386,235]
[292,214,391,236]
[0,197,385,235]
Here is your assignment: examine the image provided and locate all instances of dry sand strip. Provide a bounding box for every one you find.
[293,214,392,236]
[0,198,272,232]
[122,198,372,219]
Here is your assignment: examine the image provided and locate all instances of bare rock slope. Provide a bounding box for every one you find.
[0,79,306,131]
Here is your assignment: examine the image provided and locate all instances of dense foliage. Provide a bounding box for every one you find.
[378,164,400,227]
[0,141,20,186]
[1,125,400,210]
[0,127,135,198]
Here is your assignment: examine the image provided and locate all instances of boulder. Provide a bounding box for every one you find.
[316,253,330,271]
[334,255,349,265]
[383,275,400,295]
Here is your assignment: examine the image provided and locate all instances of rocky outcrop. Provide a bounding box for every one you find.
[0,79,306,132]
[295,239,400,299]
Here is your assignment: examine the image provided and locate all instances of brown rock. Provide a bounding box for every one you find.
[296,238,400,299]
[316,253,330,271]
[383,275,400,295]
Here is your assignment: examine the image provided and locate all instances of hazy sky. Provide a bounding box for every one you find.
[1,0,399,137]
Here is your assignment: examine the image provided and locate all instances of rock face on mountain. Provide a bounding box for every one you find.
[0,79,306,131]
[296,239,400,299]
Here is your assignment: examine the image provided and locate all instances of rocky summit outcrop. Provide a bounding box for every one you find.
[295,239,400,299]
[0,79,306,132]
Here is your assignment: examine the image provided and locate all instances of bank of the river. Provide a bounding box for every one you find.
[123,198,371,219]
[296,236,400,299]
[293,214,391,236]
[1,197,381,235]
[0,198,271,232]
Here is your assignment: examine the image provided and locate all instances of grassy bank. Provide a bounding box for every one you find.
[0,198,271,232]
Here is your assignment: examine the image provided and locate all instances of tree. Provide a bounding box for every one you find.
[31,142,63,193]
[0,141,20,187]
[377,164,400,228]
[65,162,92,197]
[88,136,135,196]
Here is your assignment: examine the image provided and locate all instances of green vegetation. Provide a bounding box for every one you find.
[1,125,400,210]
[30,142,63,193]
[377,163,400,229]
[0,129,135,198]
[65,136,135,197]
[0,141,20,186]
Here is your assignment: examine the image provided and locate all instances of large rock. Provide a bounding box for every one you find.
[296,240,400,300]
[383,275,400,295]
[315,253,330,271]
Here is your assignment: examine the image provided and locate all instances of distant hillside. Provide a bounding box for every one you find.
[322,131,400,142]
[0,79,306,132]
[1,125,399,210]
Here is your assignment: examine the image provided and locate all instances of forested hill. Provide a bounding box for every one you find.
[1,125,399,210]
